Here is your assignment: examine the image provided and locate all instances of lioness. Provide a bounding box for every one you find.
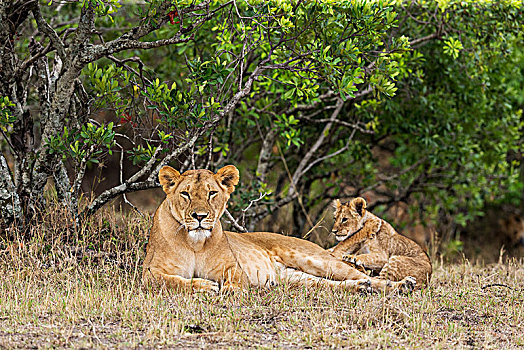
[143,165,416,293]
[330,197,432,286]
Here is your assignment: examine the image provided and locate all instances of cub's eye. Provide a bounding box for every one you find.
[180,191,190,199]
[341,217,348,223]
[209,191,218,199]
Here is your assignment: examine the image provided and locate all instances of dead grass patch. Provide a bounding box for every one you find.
[0,209,523,348]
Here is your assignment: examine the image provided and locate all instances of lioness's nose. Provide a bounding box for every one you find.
[192,212,208,222]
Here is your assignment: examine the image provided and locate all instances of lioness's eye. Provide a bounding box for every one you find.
[180,191,190,199]
[209,191,218,199]
[341,217,348,223]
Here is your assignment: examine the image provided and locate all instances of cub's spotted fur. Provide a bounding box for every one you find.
[329,197,432,286]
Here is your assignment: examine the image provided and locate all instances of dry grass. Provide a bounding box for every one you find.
[0,208,523,349]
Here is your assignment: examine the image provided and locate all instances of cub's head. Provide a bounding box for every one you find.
[331,197,368,241]
[158,165,239,242]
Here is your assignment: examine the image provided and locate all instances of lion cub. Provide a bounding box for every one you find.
[329,197,432,286]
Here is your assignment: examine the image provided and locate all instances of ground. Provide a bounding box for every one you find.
[0,211,523,349]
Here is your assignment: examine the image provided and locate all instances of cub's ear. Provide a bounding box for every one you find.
[350,197,367,217]
[215,165,240,194]
[159,166,181,194]
[332,199,341,210]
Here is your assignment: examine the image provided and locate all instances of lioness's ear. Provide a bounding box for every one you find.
[159,166,181,193]
[332,199,341,210]
[350,197,367,217]
[215,165,240,194]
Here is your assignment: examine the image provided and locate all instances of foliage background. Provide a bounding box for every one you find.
[0,0,522,258]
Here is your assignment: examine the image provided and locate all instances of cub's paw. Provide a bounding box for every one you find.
[398,276,417,294]
[193,278,220,293]
[342,255,367,274]
[342,254,357,262]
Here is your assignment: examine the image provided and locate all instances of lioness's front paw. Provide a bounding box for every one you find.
[356,279,373,294]
[193,278,220,293]
[220,283,243,294]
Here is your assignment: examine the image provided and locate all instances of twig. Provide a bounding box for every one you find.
[481,283,519,291]
[32,3,67,60]
[205,129,214,169]
[117,141,143,217]
[302,214,326,240]
[289,98,344,192]
[276,143,318,241]
[224,209,247,233]
[409,32,440,48]
[122,193,144,217]
[240,191,270,228]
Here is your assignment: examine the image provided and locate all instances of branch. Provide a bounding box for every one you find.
[251,192,299,222]
[250,90,370,225]
[81,179,159,217]
[107,55,151,85]
[0,154,22,225]
[81,1,233,63]
[74,0,95,47]
[297,115,373,134]
[255,128,277,183]
[83,32,194,63]
[72,143,97,197]
[16,43,53,78]
[241,191,270,229]
[300,128,358,178]
[28,37,51,143]
[367,168,428,212]
[481,283,520,291]
[409,32,440,48]
[83,127,209,217]
[128,143,164,183]
[289,98,344,197]
[287,91,337,115]
[31,2,67,61]
[360,156,428,196]
[215,58,270,121]
[148,133,202,182]
[53,160,77,217]
[79,35,263,216]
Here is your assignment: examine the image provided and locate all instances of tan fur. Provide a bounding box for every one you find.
[143,166,416,293]
[330,197,432,286]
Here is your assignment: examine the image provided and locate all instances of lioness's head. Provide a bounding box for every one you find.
[158,165,240,242]
[331,197,368,241]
